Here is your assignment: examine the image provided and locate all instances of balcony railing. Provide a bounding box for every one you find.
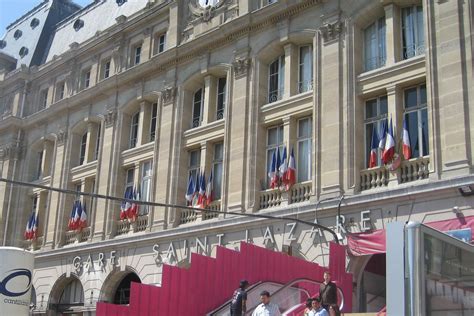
[268,89,284,104]
[259,182,312,210]
[360,166,390,191]
[403,43,425,60]
[360,156,430,191]
[24,236,43,251]
[289,181,312,204]
[203,200,221,221]
[64,227,91,246]
[298,80,313,94]
[180,209,198,224]
[216,108,225,120]
[116,215,149,236]
[400,156,430,183]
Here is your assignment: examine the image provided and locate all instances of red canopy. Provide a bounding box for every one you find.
[347,215,474,256]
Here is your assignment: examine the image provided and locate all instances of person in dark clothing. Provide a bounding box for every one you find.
[230,280,249,315]
[319,271,338,311]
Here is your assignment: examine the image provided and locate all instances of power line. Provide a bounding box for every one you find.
[0,177,340,243]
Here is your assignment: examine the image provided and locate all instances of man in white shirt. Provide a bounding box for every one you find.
[252,290,281,316]
[308,297,329,316]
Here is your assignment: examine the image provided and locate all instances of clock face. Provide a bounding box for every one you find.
[198,0,219,8]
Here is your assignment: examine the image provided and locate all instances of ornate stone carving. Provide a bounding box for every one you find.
[319,21,344,43]
[188,0,229,23]
[56,130,67,145]
[0,142,23,161]
[232,58,251,77]
[161,87,177,104]
[104,110,117,127]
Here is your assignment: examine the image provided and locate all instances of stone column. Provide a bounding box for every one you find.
[0,141,22,246]
[425,0,473,177]
[92,111,116,241]
[226,57,251,212]
[283,43,298,97]
[47,130,67,248]
[85,122,98,163]
[203,75,217,124]
[384,3,401,66]
[154,87,176,230]
[319,20,345,197]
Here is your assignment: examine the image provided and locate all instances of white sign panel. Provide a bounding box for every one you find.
[0,247,34,314]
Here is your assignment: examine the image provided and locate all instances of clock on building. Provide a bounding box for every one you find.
[198,0,219,8]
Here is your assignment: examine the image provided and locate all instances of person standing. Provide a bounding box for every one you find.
[252,290,281,316]
[308,297,329,316]
[230,280,249,316]
[319,271,337,311]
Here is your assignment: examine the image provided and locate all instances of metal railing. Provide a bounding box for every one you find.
[298,79,313,94]
[403,43,425,59]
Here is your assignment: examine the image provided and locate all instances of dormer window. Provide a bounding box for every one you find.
[0,40,6,49]
[14,30,22,39]
[19,47,29,58]
[116,0,127,6]
[73,19,84,31]
[30,18,40,29]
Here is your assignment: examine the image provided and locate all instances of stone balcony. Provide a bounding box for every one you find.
[360,156,430,191]
[259,181,312,210]
[23,236,44,251]
[179,200,221,225]
[115,214,149,236]
[64,227,91,246]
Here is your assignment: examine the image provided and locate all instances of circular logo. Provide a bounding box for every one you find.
[198,0,219,8]
[0,269,32,297]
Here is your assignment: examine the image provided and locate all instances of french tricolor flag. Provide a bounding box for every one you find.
[79,202,87,229]
[268,150,277,189]
[382,118,395,164]
[279,146,288,189]
[369,125,378,168]
[206,169,213,206]
[32,212,38,240]
[402,117,411,160]
[68,200,77,230]
[24,212,34,240]
[128,186,139,221]
[185,174,195,204]
[120,188,132,220]
[286,148,296,190]
[378,119,387,152]
[197,171,206,208]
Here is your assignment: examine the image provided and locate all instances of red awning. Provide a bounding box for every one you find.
[347,215,474,256]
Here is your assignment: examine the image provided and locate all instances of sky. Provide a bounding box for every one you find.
[0,0,92,37]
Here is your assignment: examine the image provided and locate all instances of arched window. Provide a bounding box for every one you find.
[73,19,84,31]
[79,132,87,165]
[192,88,203,128]
[268,55,284,103]
[30,18,40,28]
[129,112,139,148]
[19,47,29,58]
[14,29,22,39]
[113,273,141,305]
[58,278,84,311]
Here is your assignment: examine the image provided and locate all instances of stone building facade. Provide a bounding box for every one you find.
[0,0,473,314]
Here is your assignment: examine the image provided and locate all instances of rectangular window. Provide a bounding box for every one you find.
[32,195,38,211]
[35,151,43,180]
[40,89,48,109]
[154,33,166,55]
[298,45,313,93]
[216,78,226,120]
[125,168,135,195]
[83,70,91,89]
[297,118,312,182]
[103,60,111,79]
[79,132,87,165]
[266,125,284,188]
[130,112,139,148]
[192,88,203,128]
[268,55,285,103]
[140,161,153,215]
[212,143,224,200]
[404,84,428,157]
[134,45,142,65]
[150,103,158,142]
[188,149,201,187]
[364,16,386,71]
[56,82,65,101]
[364,95,388,167]
[94,124,101,161]
[402,5,425,59]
